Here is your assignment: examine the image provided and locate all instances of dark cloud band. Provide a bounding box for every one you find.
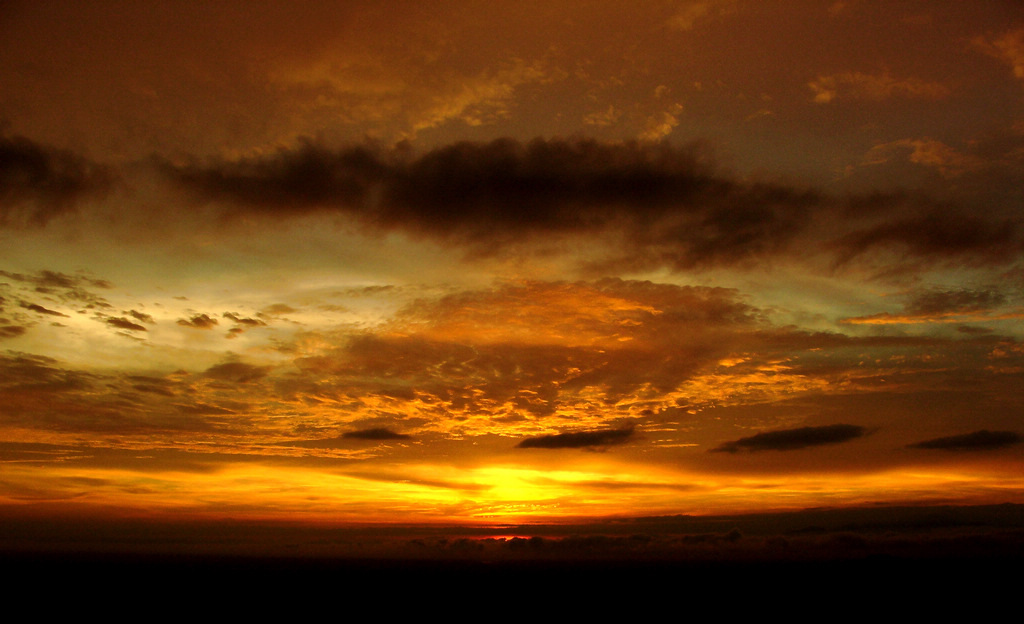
[160,137,1022,271]
[517,426,635,449]
[711,424,867,453]
[908,430,1021,452]
[342,427,412,440]
[160,138,818,268]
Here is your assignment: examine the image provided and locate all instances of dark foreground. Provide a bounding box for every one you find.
[3,549,1020,615]
[4,503,1023,608]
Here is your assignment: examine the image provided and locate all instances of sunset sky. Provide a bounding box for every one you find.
[1,1,1023,530]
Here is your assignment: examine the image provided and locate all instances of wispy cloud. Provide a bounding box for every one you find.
[809,72,950,104]
[840,287,1021,325]
[974,27,1024,80]
[666,0,737,31]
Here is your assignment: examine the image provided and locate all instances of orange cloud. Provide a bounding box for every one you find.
[840,311,1024,325]
[863,138,983,177]
[667,0,737,31]
[839,287,1024,325]
[974,27,1024,80]
[809,71,950,104]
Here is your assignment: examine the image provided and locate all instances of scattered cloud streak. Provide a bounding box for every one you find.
[178,314,219,329]
[342,428,413,441]
[862,139,984,178]
[666,0,737,31]
[0,270,113,317]
[711,424,868,453]
[840,287,1020,325]
[909,430,1022,452]
[0,325,27,339]
[106,317,147,332]
[809,72,950,104]
[203,362,270,384]
[517,426,635,449]
[21,302,68,317]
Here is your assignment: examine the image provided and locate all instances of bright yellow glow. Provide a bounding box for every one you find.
[5,457,1022,525]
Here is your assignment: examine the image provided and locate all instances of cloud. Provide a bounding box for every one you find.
[582,105,623,127]
[0,353,93,393]
[1,269,110,291]
[161,137,718,220]
[840,287,1019,325]
[177,313,219,329]
[905,288,1008,316]
[0,270,112,308]
[711,424,867,453]
[273,429,412,451]
[808,72,950,104]
[0,353,241,434]
[408,58,556,134]
[666,0,737,31]
[278,278,1021,444]
[129,375,179,398]
[287,280,761,432]
[128,310,155,324]
[394,278,757,346]
[161,137,1024,273]
[203,362,270,384]
[261,303,297,316]
[342,427,413,441]
[222,312,267,338]
[161,137,824,268]
[517,426,635,449]
[862,139,984,178]
[271,44,558,137]
[639,104,684,142]
[830,210,1021,269]
[106,317,147,332]
[974,27,1024,80]
[0,325,27,339]
[0,134,113,226]
[223,312,267,327]
[993,28,1024,79]
[908,430,1022,452]
[21,302,68,317]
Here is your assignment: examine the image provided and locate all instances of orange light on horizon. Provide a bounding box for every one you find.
[5,456,1023,527]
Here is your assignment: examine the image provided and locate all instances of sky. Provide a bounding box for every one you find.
[1,1,1023,531]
